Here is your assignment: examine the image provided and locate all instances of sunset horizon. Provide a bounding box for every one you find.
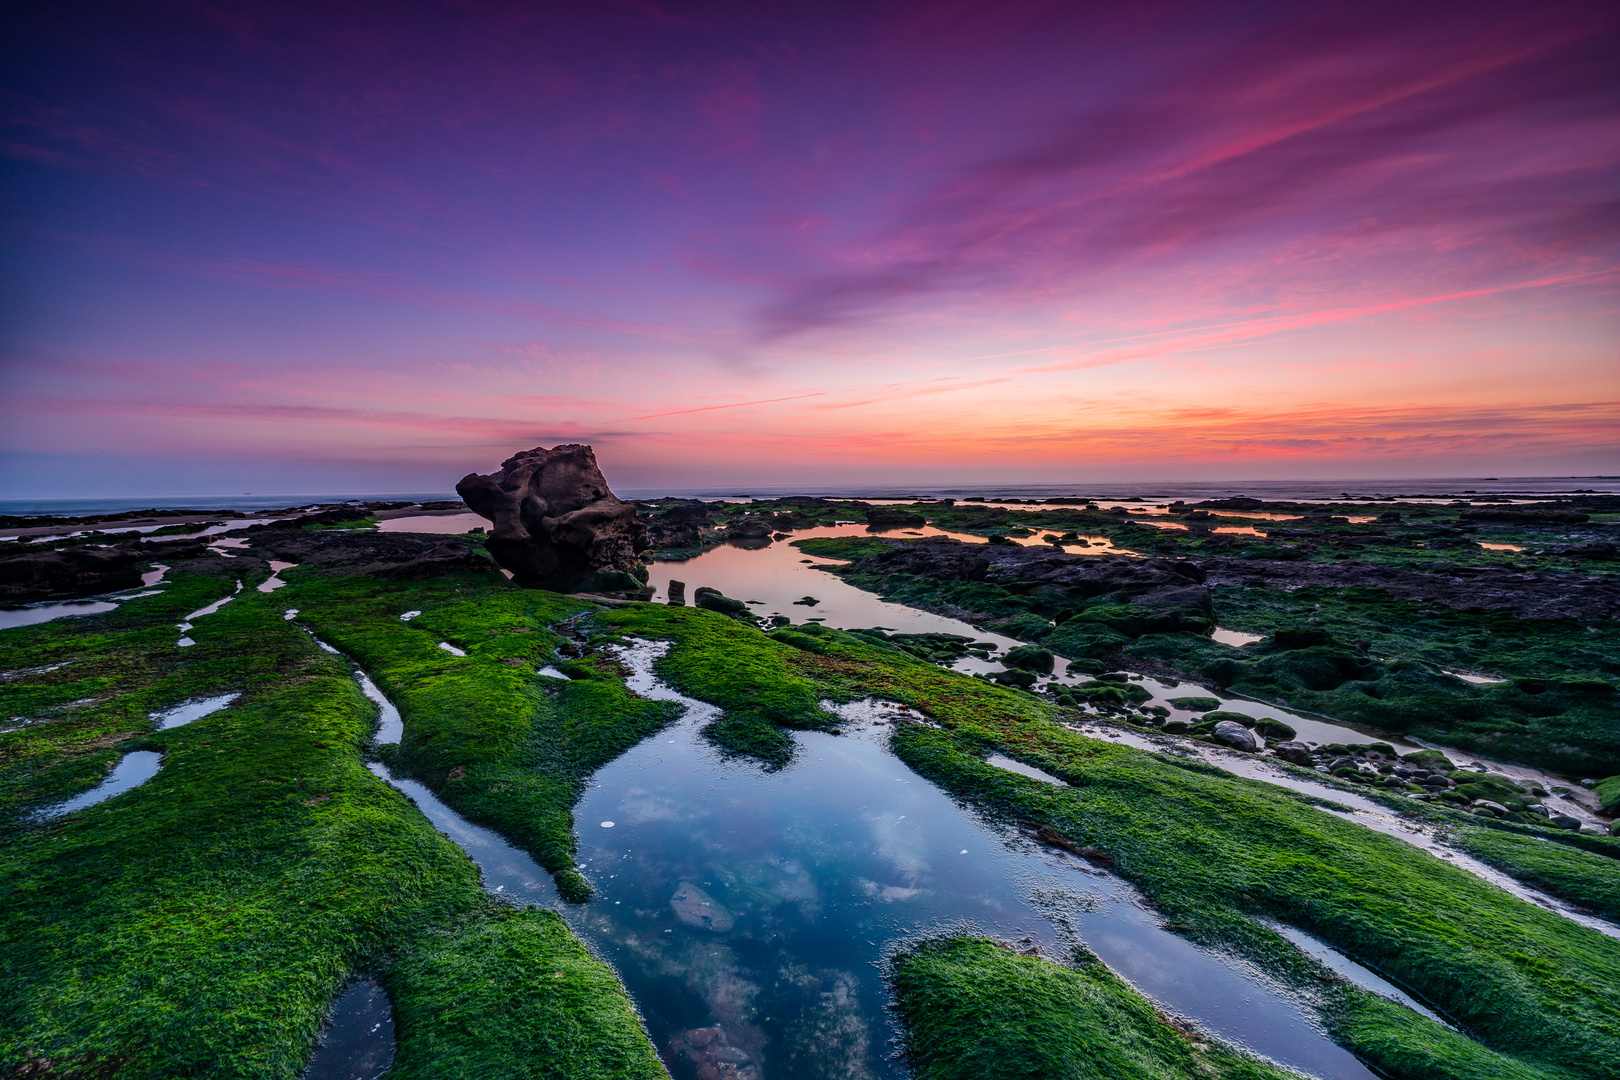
[5,1,1616,496]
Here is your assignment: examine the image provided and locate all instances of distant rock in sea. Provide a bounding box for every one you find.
[456,444,648,592]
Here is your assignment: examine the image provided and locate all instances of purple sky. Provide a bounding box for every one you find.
[3,1,1617,496]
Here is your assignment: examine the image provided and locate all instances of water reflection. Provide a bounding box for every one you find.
[152,693,240,730]
[375,512,486,534]
[0,600,119,630]
[301,978,395,1080]
[367,762,559,907]
[32,751,162,820]
[565,641,1377,1080]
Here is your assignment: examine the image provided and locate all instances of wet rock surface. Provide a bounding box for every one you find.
[837,539,1213,628]
[246,530,495,580]
[456,444,647,589]
[0,538,215,603]
[0,545,150,603]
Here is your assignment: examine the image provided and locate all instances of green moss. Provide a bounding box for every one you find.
[1449,827,1620,922]
[278,574,681,889]
[0,566,659,1078]
[1206,584,1620,773]
[791,536,892,560]
[386,909,665,1080]
[1596,775,1620,812]
[891,937,1300,1080]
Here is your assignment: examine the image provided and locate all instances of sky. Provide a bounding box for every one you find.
[2,0,1617,497]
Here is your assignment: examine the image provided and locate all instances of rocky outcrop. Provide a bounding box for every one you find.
[456,445,647,590]
[837,539,1213,630]
[246,530,497,580]
[0,545,149,603]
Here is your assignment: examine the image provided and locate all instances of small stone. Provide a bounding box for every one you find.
[1212,721,1262,752]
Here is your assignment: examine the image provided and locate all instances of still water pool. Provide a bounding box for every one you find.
[563,640,1376,1080]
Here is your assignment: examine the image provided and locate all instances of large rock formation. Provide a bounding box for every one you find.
[456,445,647,590]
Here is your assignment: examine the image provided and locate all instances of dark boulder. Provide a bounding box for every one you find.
[694,586,752,619]
[726,517,774,540]
[1002,644,1055,673]
[456,444,647,590]
[1273,741,1314,766]
[1213,721,1263,752]
[865,506,927,530]
[1272,627,1337,650]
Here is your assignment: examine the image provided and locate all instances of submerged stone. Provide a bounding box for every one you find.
[671,881,735,932]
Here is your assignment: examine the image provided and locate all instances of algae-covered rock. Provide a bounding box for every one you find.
[1002,645,1055,673]
[992,669,1038,688]
[1202,710,1255,727]
[1596,775,1620,812]
[1254,718,1297,741]
[1403,749,1455,772]
[1169,696,1221,712]
[694,587,753,620]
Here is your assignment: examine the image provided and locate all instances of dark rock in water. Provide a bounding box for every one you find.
[1203,710,1255,727]
[1213,721,1262,751]
[726,517,773,540]
[667,579,686,606]
[0,545,149,603]
[865,506,927,529]
[639,500,717,550]
[1273,741,1314,766]
[670,881,734,931]
[991,669,1037,688]
[1168,696,1221,713]
[1254,718,1297,741]
[1001,644,1054,673]
[694,587,752,619]
[669,1024,760,1080]
[456,444,647,589]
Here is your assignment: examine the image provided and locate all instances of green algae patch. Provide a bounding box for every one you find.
[386,908,666,1080]
[890,936,1303,1080]
[791,535,893,560]
[1450,826,1620,922]
[277,574,681,892]
[1203,584,1620,774]
[0,567,652,1078]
